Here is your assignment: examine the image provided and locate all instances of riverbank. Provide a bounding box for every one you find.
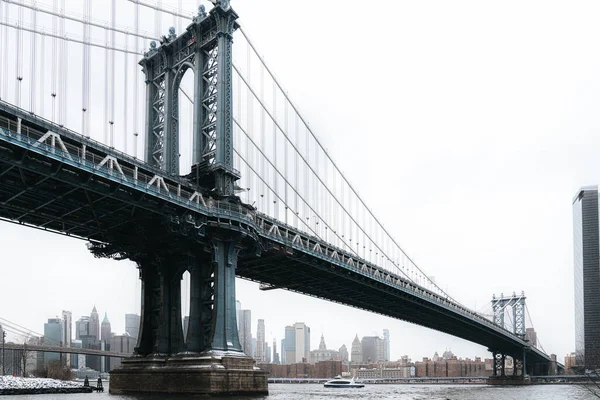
[0,376,92,395]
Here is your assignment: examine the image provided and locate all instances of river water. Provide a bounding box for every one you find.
[1,384,599,399]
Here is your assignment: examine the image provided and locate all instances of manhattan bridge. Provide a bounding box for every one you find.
[0,0,559,394]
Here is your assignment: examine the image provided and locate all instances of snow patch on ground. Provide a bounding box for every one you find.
[0,376,82,389]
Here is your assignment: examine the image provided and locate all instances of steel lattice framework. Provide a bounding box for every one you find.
[139,4,239,196]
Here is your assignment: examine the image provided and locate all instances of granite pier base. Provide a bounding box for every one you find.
[110,353,268,396]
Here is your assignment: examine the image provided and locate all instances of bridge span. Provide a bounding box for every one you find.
[0,100,556,375]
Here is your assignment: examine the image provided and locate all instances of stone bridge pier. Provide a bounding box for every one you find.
[109,236,268,395]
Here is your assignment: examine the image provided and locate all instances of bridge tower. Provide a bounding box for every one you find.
[140,1,239,197]
[110,1,267,395]
[488,291,532,384]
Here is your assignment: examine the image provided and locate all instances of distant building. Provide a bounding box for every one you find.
[565,352,577,374]
[273,338,280,364]
[80,334,101,372]
[236,301,241,331]
[76,316,90,340]
[89,306,100,340]
[43,318,63,366]
[280,338,286,364]
[355,366,412,379]
[525,328,537,348]
[293,322,310,363]
[238,309,252,356]
[310,334,340,364]
[573,187,600,368]
[339,344,348,362]
[283,326,295,364]
[125,314,140,340]
[109,334,136,370]
[265,343,271,363]
[414,356,488,377]
[361,336,385,363]
[61,311,72,351]
[257,319,265,362]
[383,329,390,361]
[351,334,362,363]
[101,313,112,342]
[71,340,82,369]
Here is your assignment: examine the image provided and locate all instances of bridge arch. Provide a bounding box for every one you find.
[173,63,196,176]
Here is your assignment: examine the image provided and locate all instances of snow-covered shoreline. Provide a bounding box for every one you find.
[0,376,92,395]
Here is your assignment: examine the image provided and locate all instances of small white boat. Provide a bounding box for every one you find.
[323,376,365,388]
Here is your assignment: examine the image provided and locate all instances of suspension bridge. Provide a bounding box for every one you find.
[0,0,559,394]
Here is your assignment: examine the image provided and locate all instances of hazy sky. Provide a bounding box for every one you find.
[2,0,600,363]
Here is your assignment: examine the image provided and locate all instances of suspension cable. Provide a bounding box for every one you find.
[238,27,447,297]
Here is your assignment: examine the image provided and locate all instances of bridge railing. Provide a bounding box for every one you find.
[254,212,534,343]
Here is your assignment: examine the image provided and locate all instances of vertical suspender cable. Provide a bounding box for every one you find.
[123,31,129,153]
[110,0,116,147]
[15,4,23,107]
[246,42,252,205]
[51,0,57,122]
[39,27,44,117]
[259,61,266,213]
[82,0,91,137]
[29,4,36,113]
[282,85,287,224]
[104,27,109,144]
[296,114,300,228]
[1,3,9,101]
[133,1,139,157]
[59,0,66,126]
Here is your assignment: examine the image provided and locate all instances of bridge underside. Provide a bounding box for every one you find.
[237,251,551,372]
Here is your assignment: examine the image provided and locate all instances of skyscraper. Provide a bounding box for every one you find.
[90,306,100,340]
[43,318,63,365]
[339,344,349,362]
[125,314,140,340]
[257,319,265,361]
[284,326,295,364]
[351,334,362,363]
[61,311,72,347]
[293,322,310,363]
[273,338,280,364]
[61,311,72,367]
[101,312,112,342]
[76,316,90,340]
[238,309,252,356]
[573,187,600,368]
[383,329,390,361]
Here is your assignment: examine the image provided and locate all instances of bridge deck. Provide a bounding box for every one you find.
[0,101,555,367]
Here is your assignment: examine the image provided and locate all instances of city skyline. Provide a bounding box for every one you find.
[1,0,598,363]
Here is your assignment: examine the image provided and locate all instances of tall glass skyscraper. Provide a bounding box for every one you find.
[573,187,600,368]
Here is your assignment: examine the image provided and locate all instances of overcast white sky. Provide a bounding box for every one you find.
[2,0,600,363]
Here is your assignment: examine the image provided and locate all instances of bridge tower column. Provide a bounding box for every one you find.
[110,2,267,395]
[208,237,242,351]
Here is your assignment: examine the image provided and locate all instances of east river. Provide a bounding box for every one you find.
[1,384,600,399]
